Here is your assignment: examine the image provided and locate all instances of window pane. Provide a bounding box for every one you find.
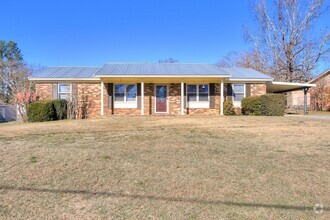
[187,85,197,93]
[115,84,124,93]
[199,84,208,93]
[59,93,70,100]
[234,84,244,93]
[59,84,70,93]
[199,93,208,101]
[115,93,124,102]
[126,93,136,101]
[126,84,136,93]
[187,94,197,102]
[234,93,244,101]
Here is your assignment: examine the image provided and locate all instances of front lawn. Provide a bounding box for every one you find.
[0,117,329,219]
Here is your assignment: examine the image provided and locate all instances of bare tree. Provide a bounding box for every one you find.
[244,0,330,82]
[0,63,36,121]
[217,49,268,74]
[158,57,179,63]
[310,77,330,110]
[0,41,39,121]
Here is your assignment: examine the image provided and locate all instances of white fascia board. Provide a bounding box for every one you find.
[94,75,231,78]
[270,81,316,87]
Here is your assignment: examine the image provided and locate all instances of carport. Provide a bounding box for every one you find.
[266,81,316,115]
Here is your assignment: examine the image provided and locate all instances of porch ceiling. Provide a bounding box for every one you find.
[266,81,316,93]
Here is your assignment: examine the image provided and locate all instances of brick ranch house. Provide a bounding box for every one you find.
[29,63,315,118]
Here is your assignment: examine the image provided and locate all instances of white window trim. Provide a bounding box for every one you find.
[58,83,72,100]
[113,83,137,108]
[232,83,246,107]
[186,84,210,108]
[154,84,169,113]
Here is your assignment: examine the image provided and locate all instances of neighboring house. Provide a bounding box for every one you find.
[0,102,17,122]
[309,69,330,111]
[285,69,330,112]
[29,63,314,118]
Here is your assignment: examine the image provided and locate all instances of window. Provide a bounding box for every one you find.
[114,84,137,102]
[187,84,209,102]
[187,85,197,102]
[233,84,245,101]
[115,84,125,102]
[126,84,137,102]
[58,83,71,100]
[198,84,209,102]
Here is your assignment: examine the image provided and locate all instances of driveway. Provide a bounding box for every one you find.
[285,114,330,120]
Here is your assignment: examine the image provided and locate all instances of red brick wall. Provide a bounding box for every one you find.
[35,83,52,100]
[251,84,267,96]
[77,83,101,118]
[102,83,221,116]
[143,83,155,115]
[169,83,182,115]
[35,82,101,119]
[36,82,266,118]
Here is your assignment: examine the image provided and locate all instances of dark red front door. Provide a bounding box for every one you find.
[156,85,167,113]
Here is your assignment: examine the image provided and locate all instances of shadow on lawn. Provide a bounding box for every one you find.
[0,185,325,213]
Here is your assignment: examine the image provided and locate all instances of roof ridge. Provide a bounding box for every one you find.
[309,68,330,83]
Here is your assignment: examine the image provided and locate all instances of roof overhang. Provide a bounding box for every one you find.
[266,81,316,93]
[29,78,100,82]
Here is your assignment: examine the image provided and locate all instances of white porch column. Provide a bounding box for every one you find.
[220,81,224,116]
[141,81,144,115]
[101,81,104,116]
[181,81,184,115]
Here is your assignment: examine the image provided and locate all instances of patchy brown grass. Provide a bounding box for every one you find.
[0,116,329,219]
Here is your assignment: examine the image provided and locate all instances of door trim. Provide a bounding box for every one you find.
[154,84,169,114]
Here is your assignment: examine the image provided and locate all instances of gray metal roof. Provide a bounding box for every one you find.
[95,63,229,76]
[223,68,272,79]
[29,63,272,80]
[30,66,100,79]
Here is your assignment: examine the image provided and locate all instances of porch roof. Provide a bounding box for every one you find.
[95,63,230,77]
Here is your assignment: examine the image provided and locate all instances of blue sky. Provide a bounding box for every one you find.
[1,0,329,70]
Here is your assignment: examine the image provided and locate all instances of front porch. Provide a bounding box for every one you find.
[100,78,226,116]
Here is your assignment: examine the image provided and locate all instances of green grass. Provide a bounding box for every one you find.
[29,156,38,164]
[0,116,329,219]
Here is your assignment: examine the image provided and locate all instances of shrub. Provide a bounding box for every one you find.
[224,100,235,115]
[27,101,56,122]
[241,96,262,115]
[52,99,67,120]
[260,94,286,116]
